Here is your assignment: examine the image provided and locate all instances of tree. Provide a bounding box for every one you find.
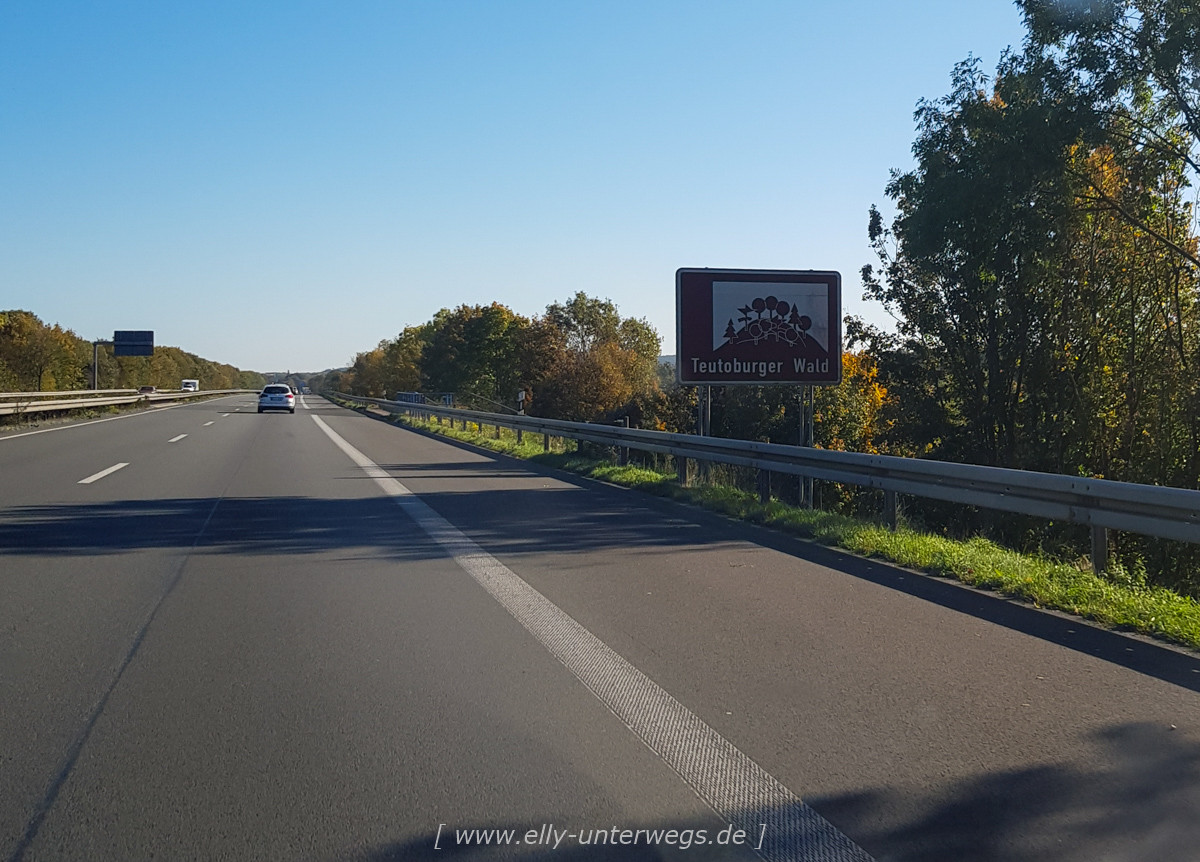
[863,19,1200,591]
[545,292,622,354]
[381,325,430,395]
[1020,0,1200,268]
[814,350,891,455]
[536,293,661,422]
[421,303,528,406]
[0,311,81,391]
[863,54,1082,466]
[346,346,389,398]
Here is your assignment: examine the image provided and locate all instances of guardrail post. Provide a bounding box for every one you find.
[677,456,689,487]
[1091,525,1109,574]
[757,469,770,504]
[884,489,898,530]
[618,417,629,466]
[495,423,501,439]
[756,437,770,504]
[543,433,550,451]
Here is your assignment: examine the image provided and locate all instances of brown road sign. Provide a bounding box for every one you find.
[676,268,841,385]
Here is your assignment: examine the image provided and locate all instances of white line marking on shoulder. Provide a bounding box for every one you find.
[310,414,873,862]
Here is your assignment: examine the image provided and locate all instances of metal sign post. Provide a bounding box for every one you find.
[91,340,111,390]
[799,384,814,508]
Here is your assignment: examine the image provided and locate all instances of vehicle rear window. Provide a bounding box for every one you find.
[263,385,291,394]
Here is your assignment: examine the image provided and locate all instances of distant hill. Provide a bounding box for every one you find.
[658,355,676,366]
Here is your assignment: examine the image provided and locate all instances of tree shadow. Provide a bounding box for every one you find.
[344,722,1200,861]
[370,456,1200,694]
[0,497,440,562]
[5,437,1199,695]
[815,721,1200,862]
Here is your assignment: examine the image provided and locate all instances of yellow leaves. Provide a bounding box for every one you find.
[1080,145,1126,198]
[812,350,891,455]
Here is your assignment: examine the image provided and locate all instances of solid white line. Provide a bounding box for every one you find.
[78,463,129,485]
[310,415,873,862]
[168,434,187,443]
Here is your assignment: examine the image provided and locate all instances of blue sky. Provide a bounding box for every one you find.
[2,1,1028,373]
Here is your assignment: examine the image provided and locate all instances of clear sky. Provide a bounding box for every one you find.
[1,1,1029,374]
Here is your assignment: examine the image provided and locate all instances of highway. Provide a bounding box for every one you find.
[2,393,1198,861]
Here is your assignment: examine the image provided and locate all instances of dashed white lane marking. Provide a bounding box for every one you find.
[311,415,873,862]
[168,434,187,443]
[78,463,129,485]
[203,421,215,426]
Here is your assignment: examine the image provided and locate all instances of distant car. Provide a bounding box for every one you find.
[138,385,156,394]
[258,384,296,414]
[180,379,199,392]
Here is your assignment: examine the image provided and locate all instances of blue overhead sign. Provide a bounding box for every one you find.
[113,330,155,356]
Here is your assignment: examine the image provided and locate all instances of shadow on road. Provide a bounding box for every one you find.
[814,720,1200,862]
[4,447,1200,698]
[347,722,1200,862]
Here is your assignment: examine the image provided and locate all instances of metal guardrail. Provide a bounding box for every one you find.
[0,388,139,398]
[0,389,253,417]
[335,392,1200,571]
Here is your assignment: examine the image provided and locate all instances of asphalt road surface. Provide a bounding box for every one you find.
[2,394,1198,861]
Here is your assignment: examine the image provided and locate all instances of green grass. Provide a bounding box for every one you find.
[366,403,1200,653]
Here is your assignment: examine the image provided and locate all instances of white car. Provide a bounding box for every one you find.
[258,384,296,414]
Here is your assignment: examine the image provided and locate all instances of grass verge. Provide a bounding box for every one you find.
[369,405,1200,653]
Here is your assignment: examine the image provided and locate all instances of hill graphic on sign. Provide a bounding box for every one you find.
[715,295,827,359]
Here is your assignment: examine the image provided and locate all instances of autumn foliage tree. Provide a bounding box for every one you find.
[863,3,1200,592]
[0,309,264,394]
[0,311,85,391]
[344,293,661,423]
[536,293,660,421]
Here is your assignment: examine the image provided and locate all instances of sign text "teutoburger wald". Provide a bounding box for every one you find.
[676,268,842,386]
